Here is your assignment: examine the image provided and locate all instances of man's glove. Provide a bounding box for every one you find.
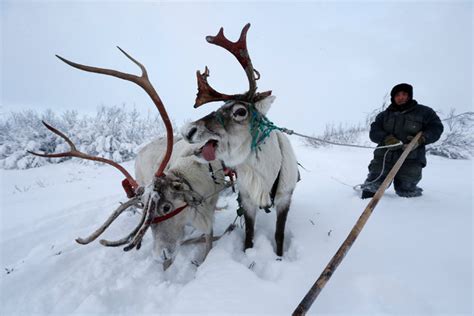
[384,135,401,146]
[405,135,425,151]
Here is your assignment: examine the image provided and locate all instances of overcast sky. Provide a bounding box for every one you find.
[1,0,472,134]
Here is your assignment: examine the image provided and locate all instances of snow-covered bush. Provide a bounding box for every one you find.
[0,105,170,169]
[303,123,367,148]
[0,109,65,169]
[426,110,473,159]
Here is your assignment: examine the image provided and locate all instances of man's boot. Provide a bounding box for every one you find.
[361,190,375,199]
[396,186,423,198]
[360,181,379,199]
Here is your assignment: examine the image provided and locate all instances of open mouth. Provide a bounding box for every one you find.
[198,139,218,161]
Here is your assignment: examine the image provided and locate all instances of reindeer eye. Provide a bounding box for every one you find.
[232,106,248,121]
[171,181,183,191]
[162,203,172,214]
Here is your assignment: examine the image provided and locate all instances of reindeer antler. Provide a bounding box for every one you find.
[28,48,177,252]
[29,121,139,190]
[194,23,272,108]
[75,196,142,245]
[31,120,153,250]
[194,66,236,107]
[207,23,256,95]
[55,47,173,177]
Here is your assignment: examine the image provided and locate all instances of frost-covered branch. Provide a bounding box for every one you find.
[0,105,172,169]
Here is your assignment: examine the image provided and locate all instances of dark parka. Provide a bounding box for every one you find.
[370,100,444,167]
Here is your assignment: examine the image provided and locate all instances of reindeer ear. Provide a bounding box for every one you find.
[254,95,276,115]
[184,190,203,206]
[170,181,186,191]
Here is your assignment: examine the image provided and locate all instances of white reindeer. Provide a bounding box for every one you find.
[182,24,299,257]
[29,47,226,269]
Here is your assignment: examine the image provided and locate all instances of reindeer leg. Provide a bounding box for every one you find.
[188,228,214,267]
[181,224,236,245]
[243,208,256,250]
[163,258,173,271]
[238,192,257,251]
[202,228,213,262]
[275,199,291,257]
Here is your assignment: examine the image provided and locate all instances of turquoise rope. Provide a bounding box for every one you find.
[249,104,285,151]
[215,111,226,128]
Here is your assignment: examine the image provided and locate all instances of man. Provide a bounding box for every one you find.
[361,83,444,199]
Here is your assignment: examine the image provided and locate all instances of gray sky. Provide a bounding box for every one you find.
[1,0,472,134]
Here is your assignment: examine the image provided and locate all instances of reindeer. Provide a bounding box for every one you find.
[134,136,226,267]
[29,48,227,269]
[182,24,299,257]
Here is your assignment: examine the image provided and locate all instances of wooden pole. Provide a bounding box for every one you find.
[292,132,423,316]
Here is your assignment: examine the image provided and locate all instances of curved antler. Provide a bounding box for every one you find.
[28,121,139,190]
[194,66,236,107]
[194,23,272,108]
[29,47,187,253]
[99,204,147,247]
[123,192,158,251]
[76,192,153,252]
[207,24,256,94]
[56,47,173,177]
[76,196,141,245]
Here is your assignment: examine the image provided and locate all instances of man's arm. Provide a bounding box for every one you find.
[422,108,444,145]
[369,112,389,144]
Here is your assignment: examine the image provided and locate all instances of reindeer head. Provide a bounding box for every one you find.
[183,96,276,166]
[182,24,274,167]
[144,172,204,265]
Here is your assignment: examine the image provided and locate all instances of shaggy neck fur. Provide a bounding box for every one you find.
[233,131,285,208]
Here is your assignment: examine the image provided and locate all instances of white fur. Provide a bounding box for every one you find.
[135,138,224,266]
[254,94,275,115]
[234,130,298,208]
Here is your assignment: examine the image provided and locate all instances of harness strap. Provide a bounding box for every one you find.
[222,161,237,193]
[151,204,188,224]
[208,163,219,184]
[122,178,136,198]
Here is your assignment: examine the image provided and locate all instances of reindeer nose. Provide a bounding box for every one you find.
[186,126,198,141]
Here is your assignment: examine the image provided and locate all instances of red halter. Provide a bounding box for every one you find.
[151,204,188,224]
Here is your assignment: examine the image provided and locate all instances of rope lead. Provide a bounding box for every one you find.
[249,104,288,151]
[248,104,402,151]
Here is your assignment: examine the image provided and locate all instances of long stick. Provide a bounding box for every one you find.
[292,132,423,316]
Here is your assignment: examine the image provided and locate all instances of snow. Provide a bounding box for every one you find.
[0,139,472,315]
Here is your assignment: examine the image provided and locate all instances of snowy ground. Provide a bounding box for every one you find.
[0,139,472,315]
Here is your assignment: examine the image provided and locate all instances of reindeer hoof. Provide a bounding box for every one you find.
[244,240,254,250]
[163,259,173,270]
